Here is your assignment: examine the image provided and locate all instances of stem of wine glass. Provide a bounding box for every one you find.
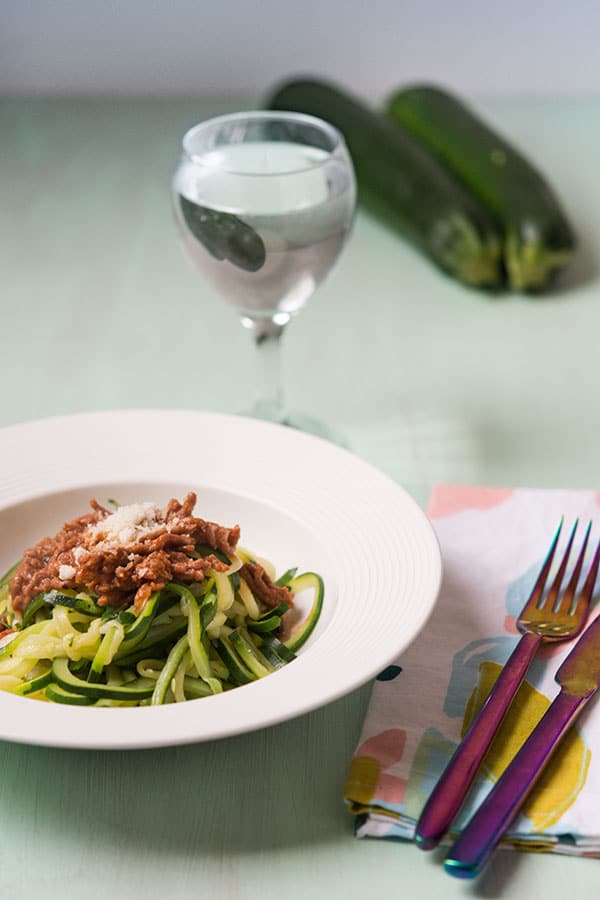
[245,315,288,424]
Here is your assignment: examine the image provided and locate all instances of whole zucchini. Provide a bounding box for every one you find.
[385,85,576,292]
[268,79,503,288]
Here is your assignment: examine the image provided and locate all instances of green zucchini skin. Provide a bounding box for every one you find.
[45,683,95,706]
[51,658,155,700]
[17,668,52,696]
[283,573,324,653]
[112,591,161,662]
[268,79,503,288]
[385,85,576,292]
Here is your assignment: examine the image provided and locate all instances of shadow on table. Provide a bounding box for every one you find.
[413,837,572,898]
[415,844,518,897]
[1,685,371,860]
[463,849,523,898]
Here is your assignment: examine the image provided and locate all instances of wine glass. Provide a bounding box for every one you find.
[172,110,356,443]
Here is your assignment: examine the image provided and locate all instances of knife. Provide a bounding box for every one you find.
[444,611,600,878]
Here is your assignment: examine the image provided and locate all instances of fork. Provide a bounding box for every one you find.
[415,518,600,850]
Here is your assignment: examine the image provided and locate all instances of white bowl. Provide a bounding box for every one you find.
[0,410,442,749]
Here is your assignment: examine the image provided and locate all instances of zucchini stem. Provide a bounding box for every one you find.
[505,231,574,292]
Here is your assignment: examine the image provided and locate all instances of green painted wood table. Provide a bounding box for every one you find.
[2,96,600,899]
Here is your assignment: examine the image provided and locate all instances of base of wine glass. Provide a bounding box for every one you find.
[241,403,348,448]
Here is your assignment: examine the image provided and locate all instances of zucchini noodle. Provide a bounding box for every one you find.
[0,535,324,707]
[237,579,260,620]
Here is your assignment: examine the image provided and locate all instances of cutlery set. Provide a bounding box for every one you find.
[415,519,600,877]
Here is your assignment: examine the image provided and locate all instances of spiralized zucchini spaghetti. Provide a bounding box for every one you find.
[0,493,323,707]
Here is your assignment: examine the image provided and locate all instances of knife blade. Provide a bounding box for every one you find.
[444,611,600,879]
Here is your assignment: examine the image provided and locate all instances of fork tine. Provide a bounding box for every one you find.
[527,517,563,608]
[416,516,594,854]
[542,519,578,610]
[573,536,600,617]
[556,520,591,614]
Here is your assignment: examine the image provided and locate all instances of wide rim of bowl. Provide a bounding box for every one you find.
[0,409,442,749]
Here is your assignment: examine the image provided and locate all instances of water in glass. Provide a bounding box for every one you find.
[172,112,356,441]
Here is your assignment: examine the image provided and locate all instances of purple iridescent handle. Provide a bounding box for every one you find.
[444,690,591,878]
[415,631,541,850]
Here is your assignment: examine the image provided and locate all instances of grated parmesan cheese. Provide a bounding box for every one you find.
[59,564,76,581]
[87,502,164,549]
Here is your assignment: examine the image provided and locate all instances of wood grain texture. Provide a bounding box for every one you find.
[1,96,600,898]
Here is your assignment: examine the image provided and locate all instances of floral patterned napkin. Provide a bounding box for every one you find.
[345,485,600,857]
